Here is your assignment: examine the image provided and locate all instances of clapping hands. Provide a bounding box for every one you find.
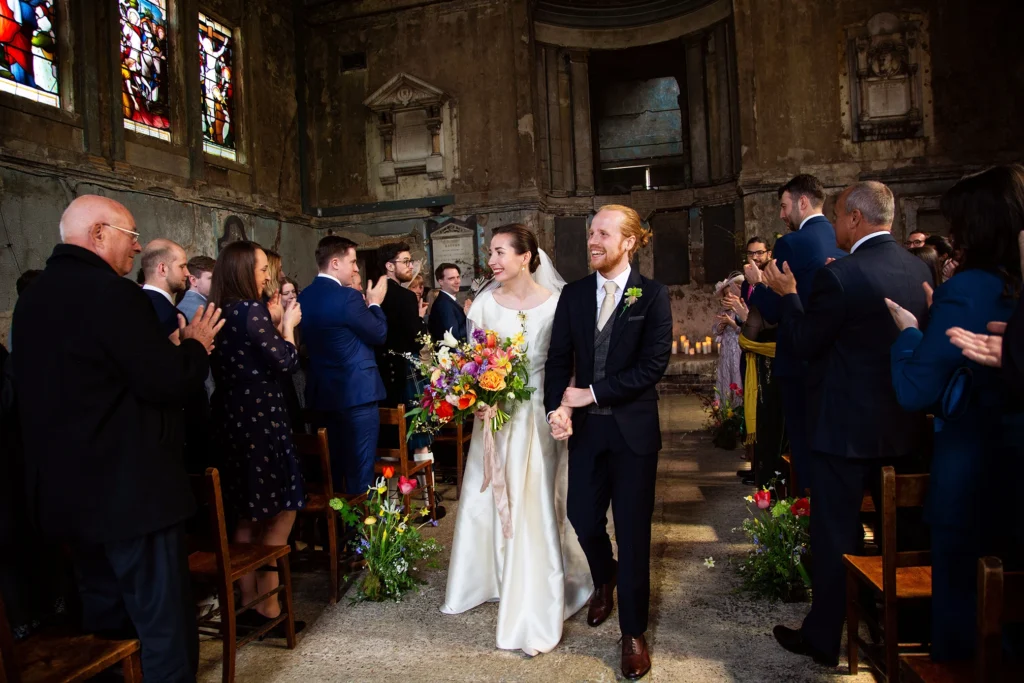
[763,260,798,296]
[722,293,748,322]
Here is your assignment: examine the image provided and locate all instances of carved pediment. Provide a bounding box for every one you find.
[364,73,448,112]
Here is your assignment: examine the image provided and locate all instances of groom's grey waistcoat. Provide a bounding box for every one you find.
[588,317,614,415]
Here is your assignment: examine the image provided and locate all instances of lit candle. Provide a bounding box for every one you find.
[716,342,722,354]
[689,348,696,355]
[672,341,678,354]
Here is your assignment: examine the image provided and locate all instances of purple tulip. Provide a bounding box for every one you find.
[462,361,479,377]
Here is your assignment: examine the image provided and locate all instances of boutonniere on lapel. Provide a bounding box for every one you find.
[619,287,643,317]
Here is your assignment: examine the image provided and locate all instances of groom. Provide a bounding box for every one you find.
[545,205,673,679]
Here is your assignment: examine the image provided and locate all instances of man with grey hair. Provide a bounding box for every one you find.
[759,180,932,667]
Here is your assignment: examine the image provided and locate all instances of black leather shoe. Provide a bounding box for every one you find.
[736,469,751,478]
[772,625,839,667]
[742,477,756,486]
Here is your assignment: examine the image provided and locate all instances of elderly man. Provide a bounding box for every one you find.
[141,238,191,335]
[762,181,931,667]
[12,195,223,682]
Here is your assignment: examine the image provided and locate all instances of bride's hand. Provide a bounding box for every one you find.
[474,402,491,420]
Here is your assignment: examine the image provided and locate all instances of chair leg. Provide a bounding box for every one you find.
[222,585,237,683]
[846,571,860,675]
[279,555,297,649]
[427,463,437,520]
[122,650,143,683]
[327,512,339,605]
[884,596,899,682]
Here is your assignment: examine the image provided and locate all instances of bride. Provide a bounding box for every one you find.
[440,224,592,655]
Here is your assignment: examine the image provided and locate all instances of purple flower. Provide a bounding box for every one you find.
[430,519,439,527]
[461,361,479,377]
[472,328,486,343]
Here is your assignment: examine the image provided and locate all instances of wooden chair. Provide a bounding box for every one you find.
[375,404,437,520]
[433,418,472,499]
[292,428,367,604]
[844,466,932,681]
[0,593,141,683]
[187,468,297,683]
[900,556,1024,683]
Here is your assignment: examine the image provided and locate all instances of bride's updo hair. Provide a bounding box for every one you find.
[492,223,541,273]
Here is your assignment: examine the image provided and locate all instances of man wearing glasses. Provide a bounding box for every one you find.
[904,230,928,249]
[742,237,772,301]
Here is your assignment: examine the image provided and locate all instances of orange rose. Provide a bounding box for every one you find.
[479,370,507,392]
[458,390,477,410]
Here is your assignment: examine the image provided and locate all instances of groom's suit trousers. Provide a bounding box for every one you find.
[567,414,658,637]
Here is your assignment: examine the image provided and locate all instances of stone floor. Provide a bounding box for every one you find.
[198,395,876,682]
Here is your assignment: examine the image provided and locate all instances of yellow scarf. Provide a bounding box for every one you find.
[738,334,776,445]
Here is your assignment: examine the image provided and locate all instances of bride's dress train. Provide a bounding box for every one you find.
[440,290,592,656]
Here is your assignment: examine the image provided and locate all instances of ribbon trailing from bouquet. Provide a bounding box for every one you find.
[478,404,513,539]
[738,334,777,446]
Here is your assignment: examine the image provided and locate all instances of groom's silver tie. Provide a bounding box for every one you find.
[598,281,618,331]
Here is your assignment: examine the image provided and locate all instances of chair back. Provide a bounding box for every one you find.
[292,428,336,498]
[188,468,232,582]
[879,467,930,600]
[0,592,21,683]
[377,404,410,473]
[977,556,1024,682]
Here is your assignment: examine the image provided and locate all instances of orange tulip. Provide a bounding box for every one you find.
[382,465,395,479]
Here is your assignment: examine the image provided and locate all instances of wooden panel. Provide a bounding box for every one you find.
[652,210,690,285]
[554,216,590,283]
[701,202,737,283]
[685,40,709,185]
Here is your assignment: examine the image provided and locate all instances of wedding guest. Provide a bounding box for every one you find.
[141,239,190,336]
[926,234,957,283]
[407,273,429,319]
[713,274,744,402]
[350,271,364,297]
[300,236,388,494]
[765,181,931,667]
[263,248,283,298]
[741,237,771,301]
[428,262,468,343]
[889,164,1024,660]
[13,195,222,680]
[5,269,41,350]
[909,245,941,288]
[745,174,846,493]
[905,230,928,249]
[281,277,299,310]
[376,242,440,517]
[208,241,306,635]
[178,255,216,322]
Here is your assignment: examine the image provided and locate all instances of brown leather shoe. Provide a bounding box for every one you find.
[586,562,617,627]
[621,634,651,680]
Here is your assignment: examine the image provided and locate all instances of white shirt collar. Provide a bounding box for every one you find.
[850,231,891,254]
[798,212,824,231]
[142,284,174,305]
[595,265,631,309]
[443,290,458,302]
[317,273,342,287]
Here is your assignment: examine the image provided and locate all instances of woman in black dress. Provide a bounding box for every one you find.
[209,241,304,630]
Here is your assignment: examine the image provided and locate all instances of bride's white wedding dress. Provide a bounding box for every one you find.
[440,289,593,656]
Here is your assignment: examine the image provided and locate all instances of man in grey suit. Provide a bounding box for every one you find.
[177,255,216,323]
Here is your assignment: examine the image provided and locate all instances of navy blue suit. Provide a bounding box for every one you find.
[143,287,181,337]
[891,269,1022,659]
[748,215,846,491]
[778,233,931,661]
[299,276,387,494]
[427,291,467,343]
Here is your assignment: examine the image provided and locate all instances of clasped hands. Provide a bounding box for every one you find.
[548,387,595,441]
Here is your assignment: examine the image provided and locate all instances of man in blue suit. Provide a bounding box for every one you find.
[140,239,190,337]
[299,236,389,494]
[427,262,468,343]
[745,174,846,492]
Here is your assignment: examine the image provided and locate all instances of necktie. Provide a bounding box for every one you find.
[598,281,618,331]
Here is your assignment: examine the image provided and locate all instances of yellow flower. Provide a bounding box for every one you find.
[744,495,754,503]
[510,332,525,347]
[479,369,507,392]
[430,368,442,384]
[382,529,388,542]
[377,485,387,495]
[726,409,733,419]
[403,515,409,523]
[397,523,407,535]
[364,516,377,525]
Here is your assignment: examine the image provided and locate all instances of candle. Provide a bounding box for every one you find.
[716,342,722,354]
[704,341,710,354]
[672,341,678,354]
[689,348,695,355]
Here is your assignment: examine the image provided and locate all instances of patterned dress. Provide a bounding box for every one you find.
[210,300,305,522]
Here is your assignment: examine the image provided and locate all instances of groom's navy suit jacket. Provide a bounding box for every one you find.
[545,267,673,455]
[299,276,387,412]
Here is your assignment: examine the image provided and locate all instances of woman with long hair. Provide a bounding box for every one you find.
[887,164,1024,660]
[209,241,306,634]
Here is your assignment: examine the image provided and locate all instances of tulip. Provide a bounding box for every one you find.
[753,489,771,510]
[442,329,460,348]
[398,476,418,495]
[791,498,811,517]
[364,516,377,525]
[382,465,395,479]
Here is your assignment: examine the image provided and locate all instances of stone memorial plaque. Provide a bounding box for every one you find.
[865,77,910,118]
[431,222,476,288]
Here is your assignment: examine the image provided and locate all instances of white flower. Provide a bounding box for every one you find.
[436,346,452,369]
[393,558,409,574]
[775,471,781,476]
[781,478,786,485]
[445,394,460,406]
[441,329,460,348]
[704,557,716,568]
[507,392,515,400]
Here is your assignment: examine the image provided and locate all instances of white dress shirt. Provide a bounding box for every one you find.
[797,212,824,231]
[318,272,379,307]
[595,265,631,315]
[850,231,891,253]
[141,284,174,306]
[443,290,458,303]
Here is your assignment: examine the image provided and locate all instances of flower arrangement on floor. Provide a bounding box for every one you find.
[403,320,534,437]
[330,466,443,602]
[734,476,812,602]
[701,383,745,449]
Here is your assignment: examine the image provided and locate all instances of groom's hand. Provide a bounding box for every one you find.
[549,406,573,441]
[562,387,595,409]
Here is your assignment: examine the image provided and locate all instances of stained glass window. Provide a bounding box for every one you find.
[0,0,59,107]
[199,13,235,161]
[120,0,169,140]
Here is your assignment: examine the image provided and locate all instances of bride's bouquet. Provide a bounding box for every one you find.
[404,314,534,437]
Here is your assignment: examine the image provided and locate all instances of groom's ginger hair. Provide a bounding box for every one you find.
[598,204,652,260]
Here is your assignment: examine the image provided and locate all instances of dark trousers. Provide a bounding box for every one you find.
[567,414,659,637]
[779,375,811,493]
[325,402,379,495]
[930,526,980,660]
[72,524,197,683]
[801,452,889,660]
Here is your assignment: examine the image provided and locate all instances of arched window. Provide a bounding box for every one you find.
[0,0,59,106]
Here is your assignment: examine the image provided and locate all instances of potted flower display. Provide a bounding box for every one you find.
[701,384,745,450]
